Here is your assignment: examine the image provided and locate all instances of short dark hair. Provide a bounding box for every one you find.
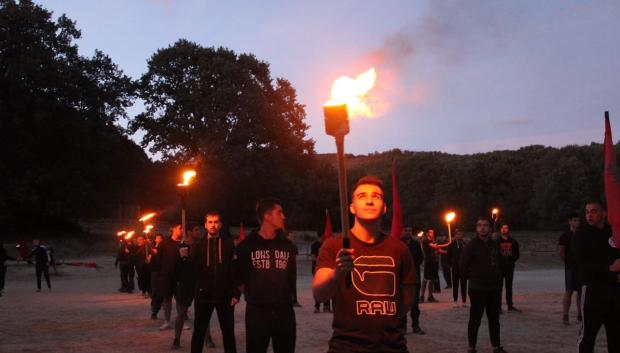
[567,212,580,220]
[585,199,607,210]
[351,176,384,201]
[476,216,491,226]
[204,211,221,221]
[256,197,282,223]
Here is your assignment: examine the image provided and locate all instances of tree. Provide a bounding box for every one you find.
[130,40,315,226]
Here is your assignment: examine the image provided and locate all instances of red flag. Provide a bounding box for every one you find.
[604,112,620,246]
[390,158,404,238]
[238,222,245,241]
[323,209,333,242]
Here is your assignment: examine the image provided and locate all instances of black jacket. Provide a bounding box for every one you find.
[26,245,49,266]
[446,239,467,269]
[575,224,620,287]
[498,235,520,268]
[460,236,502,291]
[401,234,424,271]
[185,236,239,303]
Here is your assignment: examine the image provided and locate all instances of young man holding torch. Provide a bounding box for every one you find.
[234,198,297,353]
[179,212,239,353]
[460,217,507,353]
[574,201,620,353]
[313,176,416,353]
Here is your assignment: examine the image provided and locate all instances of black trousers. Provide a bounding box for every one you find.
[578,283,620,353]
[136,265,151,294]
[1,264,6,291]
[442,260,452,287]
[192,297,237,353]
[36,264,51,289]
[500,266,514,307]
[468,288,500,349]
[452,267,467,302]
[246,304,295,353]
[400,269,422,330]
[119,263,132,290]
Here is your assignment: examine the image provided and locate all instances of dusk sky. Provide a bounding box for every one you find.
[37,0,620,156]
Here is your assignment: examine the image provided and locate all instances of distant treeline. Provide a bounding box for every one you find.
[0,1,616,236]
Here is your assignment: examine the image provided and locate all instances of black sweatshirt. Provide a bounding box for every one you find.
[447,239,467,269]
[234,230,297,306]
[498,235,520,268]
[460,236,502,291]
[26,245,49,266]
[575,224,620,287]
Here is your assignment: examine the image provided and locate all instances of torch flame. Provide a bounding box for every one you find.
[325,68,377,118]
[492,208,499,215]
[178,170,197,186]
[124,231,135,240]
[117,231,126,237]
[144,225,154,234]
[417,231,424,238]
[139,212,156,222]
[445,212,456,223]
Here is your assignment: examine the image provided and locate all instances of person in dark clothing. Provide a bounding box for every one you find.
[313,176,416,353]
[574,201,620,353]
[400,228,425,334]
[180,212,239,353]
[460,217,507,353]
[439,234,452,289]
[310,237,331,313]
[235,198,297,353]
[1,241,17,296]
[498,224,520,312]
[24,239,52,292]
[559,213,582,325]
[152,225,182,330]
[447,228,468,307]
[420,229,447,302]
[289,233,302,308]
[133,235,151,297]
[149,233,165,319]
[115,236,134,293]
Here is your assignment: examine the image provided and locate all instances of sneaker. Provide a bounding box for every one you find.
[577,314,583,322]
[314,307,320,313]
[453,301,459,308]
[493,347,508,353]
[507,306,521,312]
[562,315,569,326]
[159,321,172,330]
[412,326,425,335]
[427,296,438,303]
[205,336,215,348]
[171,338,180,350]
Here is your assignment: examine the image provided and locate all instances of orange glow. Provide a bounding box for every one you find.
[178,170,197,186]
[492,208,499,216]
[325,68,377,118]
[445,212,456,223]
[117,231,126,237]
[144,225,154,234]
[124,231,135,240]
[417,231,424,238]
[139,212,156,222]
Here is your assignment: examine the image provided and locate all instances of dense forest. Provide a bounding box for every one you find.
[1,1,617,236]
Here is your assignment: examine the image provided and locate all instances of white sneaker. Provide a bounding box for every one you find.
[159,321,172,330]
[453,302,459,308]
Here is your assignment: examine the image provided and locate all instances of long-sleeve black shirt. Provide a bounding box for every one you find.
[575,224,620,287]
[460,236,502,291]
[447,239,467,269]
[499,235,520,268]
[26,245,49,266]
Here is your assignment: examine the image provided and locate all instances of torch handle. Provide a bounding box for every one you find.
[335,135,352,288]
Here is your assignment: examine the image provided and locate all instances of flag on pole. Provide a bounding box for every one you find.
[323,209,333,242]
[390,158,404,238]
[238,222,245,241]
[604,112,620,246]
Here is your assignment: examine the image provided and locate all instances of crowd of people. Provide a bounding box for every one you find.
[1,175,619,353]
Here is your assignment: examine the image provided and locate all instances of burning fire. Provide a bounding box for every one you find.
[445,212,456,223]
[492,208,499,216]
[178,170,197,186]
[144,225,154,234]
[117,231,126,237]
[124,231,135,240]
[139,212,156,222]
[325,68,377,118]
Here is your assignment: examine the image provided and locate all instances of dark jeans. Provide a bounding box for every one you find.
[500,266,514,307]
[442,261,452,287]
[136,265,151,294]
[246,304,295,353]
[400,283,421,330]
[36,264,51,289]
[452,267,467,302]
[468,288,501,349]
[119,263,134,291]
[578,283,620,353]
[192,297,237,353]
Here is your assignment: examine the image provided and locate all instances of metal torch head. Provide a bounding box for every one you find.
[324,104,350,137]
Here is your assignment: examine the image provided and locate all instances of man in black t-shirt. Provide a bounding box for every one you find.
[313,176,416,353]
[234,198,297,353]
[558,213,582,325]
[498,224,520,312]
[311,237,331,313]
[400,228,425,334]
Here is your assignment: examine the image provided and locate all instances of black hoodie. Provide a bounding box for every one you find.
[575,224,620,287]
[460,235,502,291]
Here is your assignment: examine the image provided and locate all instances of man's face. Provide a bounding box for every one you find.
[155,235,163,245]
[190,226,201,239]
[263,204,286,230]
[350,183,386,222]
[136,237,145,246]
[455,230,464,239]
[476,220,490,237]
[205,216,222,237]
[427,229,435,240]
[569,217,581,230]
[33,239,40,246]
[585,203,606,227]
[501,225,509,235]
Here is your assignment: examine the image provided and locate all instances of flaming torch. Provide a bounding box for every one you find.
[124,231,135,240]
[445,211,456,244]
[324,68,377,288]
[138,212,156,223]
[491,208,500,233]
[177,170,197,243]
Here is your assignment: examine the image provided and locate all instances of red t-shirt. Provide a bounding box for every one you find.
[316,232,416,353]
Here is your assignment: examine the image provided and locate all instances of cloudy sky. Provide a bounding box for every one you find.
[36,0,620,155]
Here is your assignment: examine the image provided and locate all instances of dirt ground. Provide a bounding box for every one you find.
[0,256,609,353]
